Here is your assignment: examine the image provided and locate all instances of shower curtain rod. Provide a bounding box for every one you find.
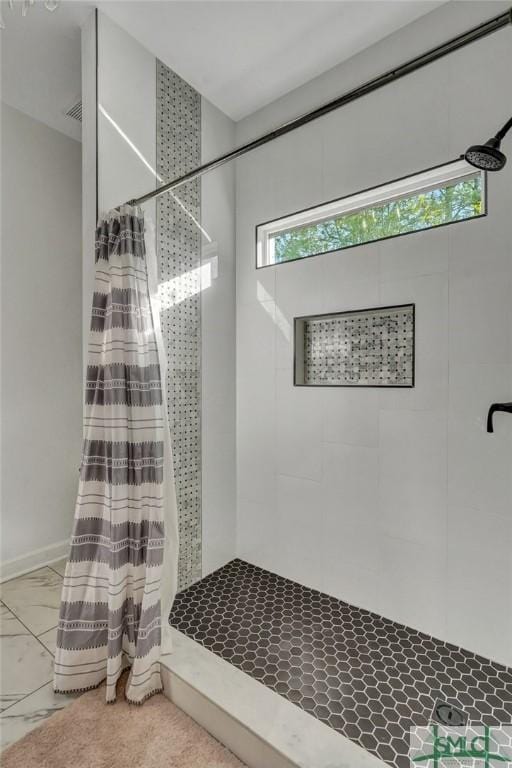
[126,7,512,208]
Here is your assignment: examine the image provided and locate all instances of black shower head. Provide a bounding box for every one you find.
[465,137,507,171]
[465,116,512,172]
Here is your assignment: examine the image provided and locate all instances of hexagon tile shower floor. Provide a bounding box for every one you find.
[169,559,512,768]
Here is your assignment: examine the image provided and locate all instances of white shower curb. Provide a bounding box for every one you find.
[161,628,387,768]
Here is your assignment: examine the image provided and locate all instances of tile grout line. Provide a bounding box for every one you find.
[36,624,59,658]
[0,606,59,714]
[0,601,59,703]
[1,568,64,723]
[47,564,65,579]
[2,605,59,658]
[0,597,59,648]
[0,678,59,717]
[0,566,63,642]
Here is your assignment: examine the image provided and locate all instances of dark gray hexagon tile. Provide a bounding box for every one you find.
[170,559,512,768]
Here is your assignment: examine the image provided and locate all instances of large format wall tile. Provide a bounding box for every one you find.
[321,253,380,316]
[378,410,447,546]
[235,14,512,665]
[448,413,512,520]
[378,224,449,283]
[237,299,276,377]
[379,273,449,413]
[449,272,512,366]
[276,475,323,563]
[237,372,277,508]
[445,505,512,666]
[276,369,323,482]
[321,387,380,447]
[376,536,447,640]
[321,442,380,568]
[236,499,276,564]
[201,434,236,577]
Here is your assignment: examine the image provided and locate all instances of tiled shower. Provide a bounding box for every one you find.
[94,6,512,767]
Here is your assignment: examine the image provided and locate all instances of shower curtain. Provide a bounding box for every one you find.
[54,205,178,704]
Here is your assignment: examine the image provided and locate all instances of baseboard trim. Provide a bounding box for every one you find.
[0,540,69,583]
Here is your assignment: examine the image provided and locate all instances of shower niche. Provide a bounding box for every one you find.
[294,303,415,387]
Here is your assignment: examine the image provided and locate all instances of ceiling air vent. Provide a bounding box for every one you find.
[65,100,82,123]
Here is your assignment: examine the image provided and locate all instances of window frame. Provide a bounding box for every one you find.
[255,158,487,269]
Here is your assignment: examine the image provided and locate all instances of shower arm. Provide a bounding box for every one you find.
[123,7,512,209]
[495,116,512,141]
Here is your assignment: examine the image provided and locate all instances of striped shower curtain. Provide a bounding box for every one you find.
[54,205,178,704]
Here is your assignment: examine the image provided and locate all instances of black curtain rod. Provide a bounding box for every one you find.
[126,7,512,208]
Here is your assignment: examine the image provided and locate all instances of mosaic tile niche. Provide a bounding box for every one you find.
[294,304,415,387]
[156,60,202,589]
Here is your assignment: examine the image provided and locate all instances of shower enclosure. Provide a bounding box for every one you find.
[85,5,512,766]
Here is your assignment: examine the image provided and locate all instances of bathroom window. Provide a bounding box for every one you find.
[256,159,485,268]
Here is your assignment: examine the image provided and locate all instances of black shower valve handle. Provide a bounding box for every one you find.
[487,402,512,433]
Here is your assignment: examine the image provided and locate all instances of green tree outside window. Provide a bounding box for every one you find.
[273,177,482,263]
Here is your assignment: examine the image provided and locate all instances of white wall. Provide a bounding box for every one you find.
[81,11,97,377]
[1,104,82,565]
[89,12,237,579]
[235,2,512,666]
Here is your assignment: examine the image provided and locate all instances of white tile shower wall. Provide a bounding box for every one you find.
[94,10,158,285]
[97,12,157,215]
[200,98,237,577]
[89,12,237,587]
[235,3,512,666]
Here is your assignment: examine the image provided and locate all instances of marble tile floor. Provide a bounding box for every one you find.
[0,560,77,751]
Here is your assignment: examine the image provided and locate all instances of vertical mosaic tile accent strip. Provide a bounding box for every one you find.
[295,304,414,387]
[156,60,202,590]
